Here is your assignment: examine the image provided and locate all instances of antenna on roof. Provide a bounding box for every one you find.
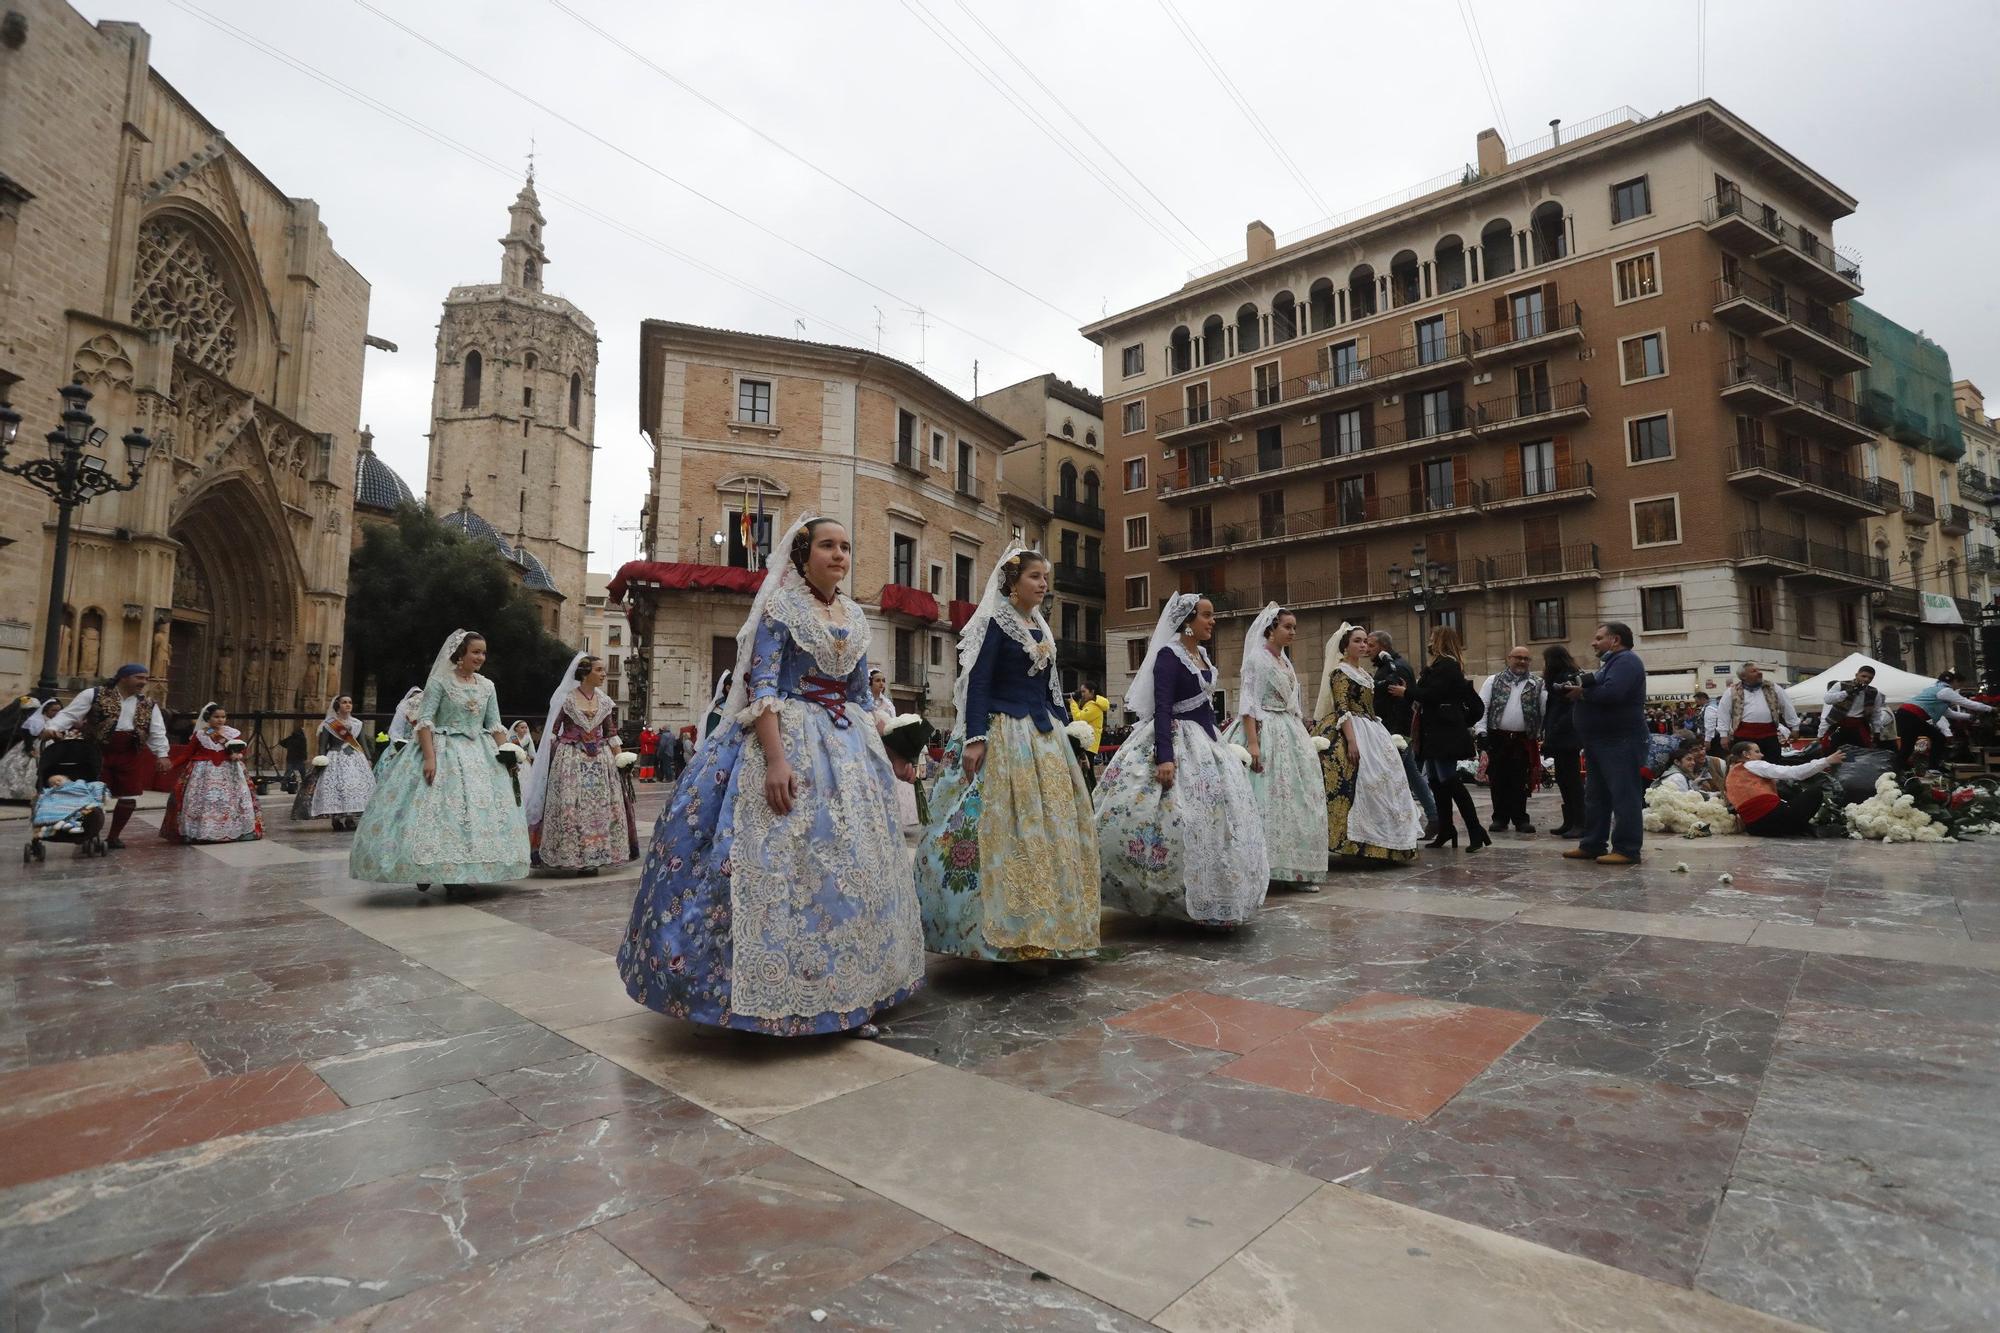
[905,306,929,368]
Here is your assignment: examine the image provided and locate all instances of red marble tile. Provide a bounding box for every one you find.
[1213,993,1542,1121]
[1107,990,1318,1054]
[0,1062,346,1189]
[0,1042,209,1127]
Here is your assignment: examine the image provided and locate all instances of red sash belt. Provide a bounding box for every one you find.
[798,676,853,728]
[1732,722,1779,741]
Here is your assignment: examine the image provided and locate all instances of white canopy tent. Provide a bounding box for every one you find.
[1786,653,1936,711]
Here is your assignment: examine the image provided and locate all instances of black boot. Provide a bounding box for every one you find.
[1452,782,1491,851]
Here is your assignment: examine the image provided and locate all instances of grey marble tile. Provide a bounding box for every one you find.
[802,1233,1156,1332]
[1124,1075,1414,1183]
[0,1081,540,1290]
[1699,1180,2000,1333]
[310,1023,585,1105]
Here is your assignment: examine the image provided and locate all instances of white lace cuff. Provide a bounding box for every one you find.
[735,696,783,725]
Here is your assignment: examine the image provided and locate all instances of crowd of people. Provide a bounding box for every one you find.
[5,519,1995,1042]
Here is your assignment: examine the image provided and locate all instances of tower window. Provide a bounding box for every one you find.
[525,352,538,371]
[521,450,528,474]
[462,350,482,408]
[569,372,582,427]
[523,386,534,408]
[522,260,537,286]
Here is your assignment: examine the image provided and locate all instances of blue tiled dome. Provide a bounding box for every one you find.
[440,503,511,557]
[353,432,416,511]
[512,545,557,592]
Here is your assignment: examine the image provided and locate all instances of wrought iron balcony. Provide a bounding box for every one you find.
[1468,301,1585,360]
[1712,276,1869,372]
[1903,491,1938,525]
[1477,542,1600,586]
[1051,494,1105,529]
[1876,586,1922,620]
[1703,189,1863,297]
[1724,444,1888,516]
[1478,460,1595,509]
[1940,503,1973,534]
[1959,463,2000,502]
[1052,561,1105,597]
[1474,380,1589,434]
[1721,356,1870,445]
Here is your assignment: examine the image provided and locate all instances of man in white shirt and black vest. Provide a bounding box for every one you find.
[1722,662,1798,749]
[1476,646,1545,834]
[49,663,170,849]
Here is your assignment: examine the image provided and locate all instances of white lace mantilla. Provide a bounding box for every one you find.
[766,583,870,682]
[993,601,1057,677]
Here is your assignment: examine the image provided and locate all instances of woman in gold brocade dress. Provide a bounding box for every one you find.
[1314,623,1424,864]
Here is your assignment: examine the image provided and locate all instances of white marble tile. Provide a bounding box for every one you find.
[1519,904,1758,944]
[758,1064,1319,1319]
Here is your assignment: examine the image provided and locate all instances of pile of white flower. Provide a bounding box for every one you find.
[1845,772,1954,843]
[1642,785,1740,838]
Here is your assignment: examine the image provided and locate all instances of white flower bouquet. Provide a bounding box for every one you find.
[224,739,247,757]
[495,741,528,805]
[310,755,330,768]
[1844,772,1953,843]
[1641,785,1739,838]
[1226,742,1253,766]
[881,713,936,766]
[614,751,639,769]
[1312,735,1332,752]
[1392,735,1409,751]
[1064,719,1095,745]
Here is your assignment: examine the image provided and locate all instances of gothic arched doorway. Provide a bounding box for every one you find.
[167,475,302,717]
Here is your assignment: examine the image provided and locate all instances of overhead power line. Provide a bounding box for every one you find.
[540,0,1085,327]
[1456,0,1514,145]
[945,0,1208,256]
[160,0,1017,390]
[897,0,1205,263]
[343,0,1052,377]
[1154,0,1330,219]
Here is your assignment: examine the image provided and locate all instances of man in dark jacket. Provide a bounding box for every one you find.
[1370,630,1435,831]
[1562,622,1648,865]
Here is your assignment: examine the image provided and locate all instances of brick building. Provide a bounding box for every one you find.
[0,1,371,715]
[1085,100,1877,714]
[612,322,1014,734]
[974,374,1109,693]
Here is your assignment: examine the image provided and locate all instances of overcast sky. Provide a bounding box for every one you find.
[109,0,2000,569]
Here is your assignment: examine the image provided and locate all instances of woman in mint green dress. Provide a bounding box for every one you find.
[350,629,531,889]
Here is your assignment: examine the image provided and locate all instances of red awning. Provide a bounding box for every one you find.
[877,584,942,622]
[948,599,979,633]
[607,561,767,602]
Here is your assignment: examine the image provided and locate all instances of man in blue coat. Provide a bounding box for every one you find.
[1561,622,1648,865]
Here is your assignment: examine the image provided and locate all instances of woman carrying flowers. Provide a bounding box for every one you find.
[307,695,375,831]
[350,629,532,889]
[915,548,1100,962]
[1314,623,1424,864]
[523,652,637,875]
[617,516,923,1037]
[160,702,262,844]
[1221,603,1324,887]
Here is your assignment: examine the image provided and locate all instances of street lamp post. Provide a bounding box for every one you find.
[1386,542,1451,646]
[0,377,155,694]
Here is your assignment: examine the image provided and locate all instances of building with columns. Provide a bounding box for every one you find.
[0,2,371,716]
[610,321,1014,734]
[424,176,597,641]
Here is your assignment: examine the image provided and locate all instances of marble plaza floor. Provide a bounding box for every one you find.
[3,784,1999,1331]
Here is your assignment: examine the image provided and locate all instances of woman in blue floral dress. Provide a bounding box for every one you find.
[617,516,925,1037]
[1094,593,1269,926]
[915,547,1100,962]
[350,630,532,888]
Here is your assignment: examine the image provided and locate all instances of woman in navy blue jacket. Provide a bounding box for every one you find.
[914,549,1101,962]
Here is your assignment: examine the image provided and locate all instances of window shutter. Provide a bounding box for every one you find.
[1363,472,1378,520]
[1316,343,1331,373]
[1541,281,1558,315]
[1359,401,1375,439]
[1553,434,1572,476]
[1356,334,1370,363]
[1453,453,1470,505]
[1503,443,1522,493]
[1622,339,1644,380]
[1493,296,1509,332]
[1407,462,1422,503]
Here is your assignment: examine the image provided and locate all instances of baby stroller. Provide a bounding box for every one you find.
[25,737,110,861]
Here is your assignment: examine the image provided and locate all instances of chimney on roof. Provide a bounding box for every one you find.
[1246,219,1275,263]
[1549,117,1562,145]
[1475,128,1505,177]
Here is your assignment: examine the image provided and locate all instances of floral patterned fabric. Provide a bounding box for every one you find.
[530,692,637,870]
[1095,718,1269,926]
[916,716,1100,960]
[617,599,924,1035]
[1221,650,1326,884]
[161,733,261,844]
[0,742,38,801]
[349,674,531,884]
[308,722,374,818]
[1315,669,1419,864]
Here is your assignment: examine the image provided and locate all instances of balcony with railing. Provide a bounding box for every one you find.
[1940,503,1973,534]
[1903,491,1938,525]
[1733,528,1810,570]
[1712,276,1870,372]
[1475,380,1589,435]
[1720,357,1871,446]
[1157,484,1478,561]
[1153,394,1234,442]
[1477,542,1600,587]
[1969,546,2000,574]
[1469,301,1585,360]
[1724,444,1891,516]
[893,438,924,473]
[1057,637,1106,669]
[954,472,986,502]
[1734,530,1887,585]
[1960,463,2000,502]
[1157,405,1475,503]
[1479,460,1595,510]
[1804,541,1889,585]
[1703,189,1864,298]
[1051,494,1105,529]
[1167,334,1477,441]
[1875,586,1922,621]
[1052,561,1105,597]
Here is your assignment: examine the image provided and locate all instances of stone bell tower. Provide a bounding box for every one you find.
[425,173,598,641]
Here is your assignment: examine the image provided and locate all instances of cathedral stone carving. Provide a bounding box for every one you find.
[131,216,241,376]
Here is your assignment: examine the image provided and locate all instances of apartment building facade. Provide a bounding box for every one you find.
[1951,382,2000,607]
[1086,100,1877,713]
[611,322,1012,734]
[975,375,1109,693]
[579,572,631,710]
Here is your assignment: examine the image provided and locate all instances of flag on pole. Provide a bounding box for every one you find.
[754,484,766,571]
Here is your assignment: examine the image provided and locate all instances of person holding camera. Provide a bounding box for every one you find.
[1369,630,1436,834]
[1820,666,1885,753]
[1561,622,1648,866]
[1409,625,1488,851]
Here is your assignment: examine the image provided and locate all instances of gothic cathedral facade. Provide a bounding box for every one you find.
[425,177,598,641]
